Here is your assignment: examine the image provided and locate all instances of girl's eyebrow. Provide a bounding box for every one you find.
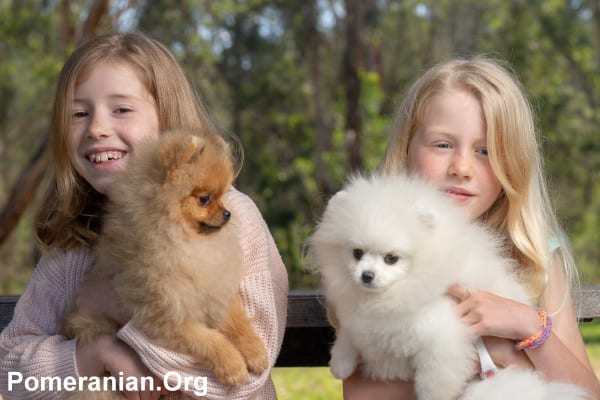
[73,93,142,103]
[420,128,454,138]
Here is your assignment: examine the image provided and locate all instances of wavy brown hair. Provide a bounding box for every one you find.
[36,32,242,251]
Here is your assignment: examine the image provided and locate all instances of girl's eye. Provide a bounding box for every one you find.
[352,248,364,260]
[435,142,451,149]
[384,254,399,265]
[72,110,88,119]
[114,107,132,114]
[198,195,211,206]
[476,148,489,156]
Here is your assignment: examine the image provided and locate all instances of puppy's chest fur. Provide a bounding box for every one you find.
[338,294,472,379]
[105,210,243,325]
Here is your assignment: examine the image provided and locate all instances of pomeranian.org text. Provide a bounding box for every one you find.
[7,371,208,396]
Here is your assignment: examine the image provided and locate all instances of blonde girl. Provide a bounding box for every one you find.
[0,32,288,400]
[344,57,600,399]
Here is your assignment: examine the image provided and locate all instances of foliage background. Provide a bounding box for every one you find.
[1,0,600,293]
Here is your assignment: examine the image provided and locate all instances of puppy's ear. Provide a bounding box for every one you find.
[326,189,348,210]
[159,134,206,172]
[416,206,439,229]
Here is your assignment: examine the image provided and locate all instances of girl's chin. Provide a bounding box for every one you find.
[89,180,112,195]
[448,199,483,221]
[86,173,120,195]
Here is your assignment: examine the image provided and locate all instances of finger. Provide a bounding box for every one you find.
[151,378,163,400]
[123,390,140,400]
[447,284,470,302]
[143,390,158,400]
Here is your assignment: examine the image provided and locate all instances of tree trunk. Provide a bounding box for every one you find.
[306,1,334,197]
[343,0,363,173]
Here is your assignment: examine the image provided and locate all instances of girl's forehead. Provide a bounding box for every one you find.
[418,86,479,118]
[75,59,146,88]
[71,62,156,111]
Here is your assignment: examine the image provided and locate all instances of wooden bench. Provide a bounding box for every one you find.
[1,287,600,367]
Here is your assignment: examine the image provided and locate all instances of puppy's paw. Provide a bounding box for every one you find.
[63,313,118,344]
[330,357,356,380]
[213,351,249,387]
[330,345,357,380]
[233,329,269,375]
[329,331,358,379]
[243,345,268,375]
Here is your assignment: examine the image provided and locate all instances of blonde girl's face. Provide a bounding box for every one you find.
[407,88,502,220]
[69,61,160,195]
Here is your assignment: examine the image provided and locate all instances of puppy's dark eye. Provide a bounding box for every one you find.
[384,254,399,265]
[198,195,211,206]
[352,248,364,260]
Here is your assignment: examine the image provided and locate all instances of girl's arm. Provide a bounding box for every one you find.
[0,248,87,400]
[117,188,288,399]
[451,252,600,397]
[343,369,416,400]
[0,248,161,400]
[525,252,600,394]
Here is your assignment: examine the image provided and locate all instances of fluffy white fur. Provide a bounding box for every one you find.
[308,174,589,400]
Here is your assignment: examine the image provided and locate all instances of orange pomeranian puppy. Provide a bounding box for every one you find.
[64,129,267,399]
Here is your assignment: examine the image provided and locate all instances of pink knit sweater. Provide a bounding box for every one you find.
[0,188,289,399]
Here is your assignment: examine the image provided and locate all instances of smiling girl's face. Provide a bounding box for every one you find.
[407,88,503,220]
[68,61,160,195]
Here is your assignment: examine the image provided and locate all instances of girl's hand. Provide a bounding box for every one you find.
[447,284,540,340]
[76,269,130,325]
[479,336,533,370]
[76,334,164,400]
[343,368,416,400]
[447,284,537,369]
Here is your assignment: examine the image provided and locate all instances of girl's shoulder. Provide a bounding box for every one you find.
[224,186,280,259]
[225,186,267,228]
[34,246,95,289]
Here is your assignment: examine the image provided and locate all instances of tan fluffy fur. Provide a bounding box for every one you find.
[64,129,267,399]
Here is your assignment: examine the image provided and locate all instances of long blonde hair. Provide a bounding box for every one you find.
[380,57,577,302]
[36,32,242,251]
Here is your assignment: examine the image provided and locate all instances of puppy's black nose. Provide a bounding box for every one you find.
[361,271,375,284]
[223,210,231,220]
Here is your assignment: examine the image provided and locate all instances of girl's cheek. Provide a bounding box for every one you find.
[407,147,429,176]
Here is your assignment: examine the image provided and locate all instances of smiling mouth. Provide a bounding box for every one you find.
[87,151,124,163]
[444,189,474,198]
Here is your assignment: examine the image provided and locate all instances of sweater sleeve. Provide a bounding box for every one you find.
[0,248,93,400]
[118,188,288,399]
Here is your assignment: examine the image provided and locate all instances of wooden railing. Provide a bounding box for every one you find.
[1,287,600,367]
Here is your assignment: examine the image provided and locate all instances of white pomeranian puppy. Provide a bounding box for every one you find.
[308,174,589,400]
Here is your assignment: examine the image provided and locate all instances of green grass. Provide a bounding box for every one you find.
[272,366,342,399]
[581,318,600,379]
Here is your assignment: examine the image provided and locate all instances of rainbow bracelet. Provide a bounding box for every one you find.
[515,310,552,350]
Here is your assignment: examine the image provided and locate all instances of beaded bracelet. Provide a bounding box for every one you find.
[514,310,552,350]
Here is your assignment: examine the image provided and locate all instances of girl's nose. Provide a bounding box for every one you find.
[448,152,474,179]
[87,114,112,139]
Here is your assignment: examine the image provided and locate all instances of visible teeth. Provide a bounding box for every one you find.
[87,151,124,163]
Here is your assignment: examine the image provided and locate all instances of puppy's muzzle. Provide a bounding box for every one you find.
[223,210,231,221]
[199,209,232,233]
[361,271,375,285]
